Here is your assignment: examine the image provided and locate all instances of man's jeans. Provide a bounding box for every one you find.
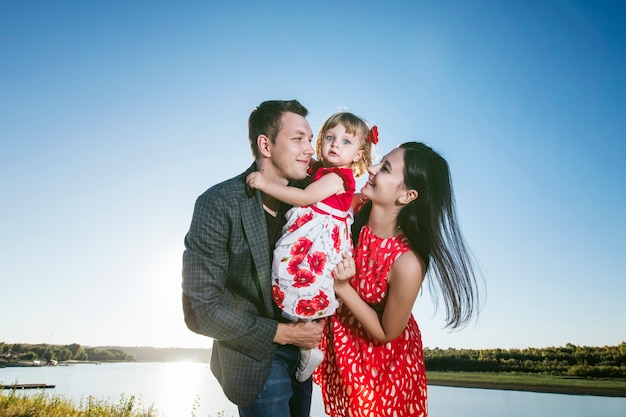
[239,345,313,417]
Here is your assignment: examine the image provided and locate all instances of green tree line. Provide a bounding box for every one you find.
[0,342,135,364]
[424,342,626,379]
[4,341,625,379]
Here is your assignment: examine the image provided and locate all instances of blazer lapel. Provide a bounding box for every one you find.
[240,167,275,317]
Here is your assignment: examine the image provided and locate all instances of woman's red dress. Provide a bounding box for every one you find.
[314,225,428,417]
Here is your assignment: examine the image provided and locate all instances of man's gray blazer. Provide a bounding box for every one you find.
[182,163,280,406]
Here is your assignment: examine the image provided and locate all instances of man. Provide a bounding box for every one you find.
[182,100,325,417]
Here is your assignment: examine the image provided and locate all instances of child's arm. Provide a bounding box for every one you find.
[246,171,345,207]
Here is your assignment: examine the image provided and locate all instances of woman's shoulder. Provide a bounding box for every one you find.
[389,248,425,287]
[394,248,423,270]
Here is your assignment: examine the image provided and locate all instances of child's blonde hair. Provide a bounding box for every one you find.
[315,112,375,178]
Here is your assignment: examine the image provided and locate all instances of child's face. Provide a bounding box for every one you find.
[319,123,364,168]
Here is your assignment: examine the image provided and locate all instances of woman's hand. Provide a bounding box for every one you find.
[351,193,368,213]
[333,253,356,292]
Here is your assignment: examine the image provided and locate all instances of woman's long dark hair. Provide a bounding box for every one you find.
[352,142,481,329]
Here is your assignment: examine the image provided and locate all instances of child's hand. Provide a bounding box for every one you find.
[333,253,356,286]
[246,172,267,191]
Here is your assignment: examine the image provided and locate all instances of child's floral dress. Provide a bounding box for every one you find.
[271,165,355,321]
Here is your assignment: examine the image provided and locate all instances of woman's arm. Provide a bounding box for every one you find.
[333,252,425,343]
[247,171,345,207]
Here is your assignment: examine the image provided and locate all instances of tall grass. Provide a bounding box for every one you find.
[0,390,235,417]
[0,390,160,417]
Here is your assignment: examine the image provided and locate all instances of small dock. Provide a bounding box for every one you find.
[1,383,56,390]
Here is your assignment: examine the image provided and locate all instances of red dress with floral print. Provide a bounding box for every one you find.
[314,225,428,417]
[271,166,355,321]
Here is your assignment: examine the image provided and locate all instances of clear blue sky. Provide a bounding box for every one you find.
[1,1,624,350]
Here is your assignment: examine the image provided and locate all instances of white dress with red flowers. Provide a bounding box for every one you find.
[272,166,355,321]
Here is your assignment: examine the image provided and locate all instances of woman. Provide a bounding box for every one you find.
[314,142,481,417]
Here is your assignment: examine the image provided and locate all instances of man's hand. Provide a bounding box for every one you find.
[274,320,325,349]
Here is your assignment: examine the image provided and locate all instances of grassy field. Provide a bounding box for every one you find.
[0,392,161,417]
[427,371,626,397]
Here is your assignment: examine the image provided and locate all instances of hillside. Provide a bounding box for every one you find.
[100,346,212,363]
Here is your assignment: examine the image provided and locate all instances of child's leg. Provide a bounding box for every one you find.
[295,347,324,382]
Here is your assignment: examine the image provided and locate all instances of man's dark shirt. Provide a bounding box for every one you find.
[265,205,291,323]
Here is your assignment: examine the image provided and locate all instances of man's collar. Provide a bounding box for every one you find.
[243,162,257,198]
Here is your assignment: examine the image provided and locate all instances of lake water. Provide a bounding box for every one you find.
[1,362,625,417]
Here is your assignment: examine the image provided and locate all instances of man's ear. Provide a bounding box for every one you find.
[257,134,272,157]
[398,189,418,205]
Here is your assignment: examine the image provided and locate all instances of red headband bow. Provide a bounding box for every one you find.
[367,125,379,144]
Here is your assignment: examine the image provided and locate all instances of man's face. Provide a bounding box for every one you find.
[269,112,314,182]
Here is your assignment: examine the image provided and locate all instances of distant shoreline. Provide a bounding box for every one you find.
[0,360,104,368]
[427,378,626,398]
[4,357,625,398]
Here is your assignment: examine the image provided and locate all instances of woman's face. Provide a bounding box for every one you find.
[361,147,407,204]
